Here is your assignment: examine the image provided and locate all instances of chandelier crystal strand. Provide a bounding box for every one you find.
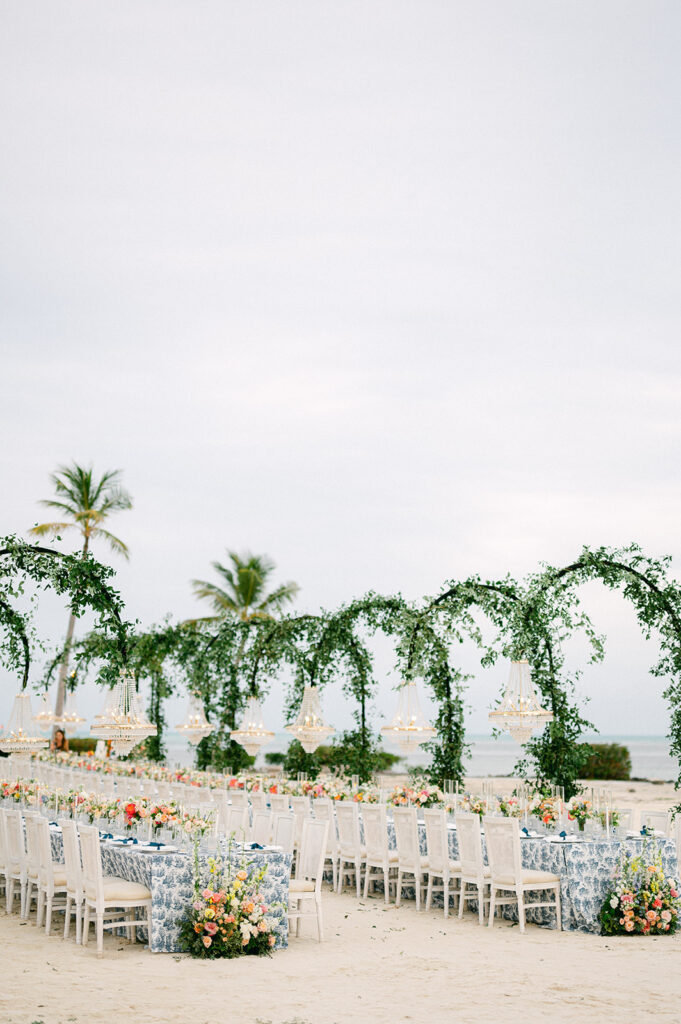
[488,659,553,743]
[230,695,275,756]
[91,672,157,757]
[285,685,334,754]
[0,691,49,772]
[381,679,436,754]
[176,695,214,746]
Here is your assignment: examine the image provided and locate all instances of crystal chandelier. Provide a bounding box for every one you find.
[176,695,214,746]
[0,691,49,763]
[91,672,157,757]
[34,691,57,734]
[231,695,275,756]
[57,689,87,736]
[381,680,436,753]
[285,685,334,753]
[488,659,553,743]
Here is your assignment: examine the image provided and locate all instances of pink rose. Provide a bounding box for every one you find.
[204,922,218,936]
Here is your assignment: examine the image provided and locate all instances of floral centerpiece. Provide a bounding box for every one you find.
[387,781,446,809]
[599,842,680,935]
[179,850,277,958]
[567,797,592,832]
[498,795,523,819]
[530,795,560,828]
[458,793,487,819]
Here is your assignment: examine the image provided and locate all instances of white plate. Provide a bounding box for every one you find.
[134,844,178,854]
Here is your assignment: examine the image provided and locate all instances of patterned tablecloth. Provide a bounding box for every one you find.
[50,830,292,952]
[375,819,679,932]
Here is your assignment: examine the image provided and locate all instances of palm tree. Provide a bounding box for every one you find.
[29,463,132,720]
[192,552,299,622]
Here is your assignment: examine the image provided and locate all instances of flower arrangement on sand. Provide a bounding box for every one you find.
[599,843,680,936]
[179,848,277,959]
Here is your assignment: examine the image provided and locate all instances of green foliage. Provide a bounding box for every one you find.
[264,751,285,765]
[581,742,631,780]
[283,739,320,779]
[68,736,97,753]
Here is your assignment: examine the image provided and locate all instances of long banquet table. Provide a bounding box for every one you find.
[50,829,292,952]
[379,819,679,933]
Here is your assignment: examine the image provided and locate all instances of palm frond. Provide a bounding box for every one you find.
[91,527,130,559]
[28,521,75,538]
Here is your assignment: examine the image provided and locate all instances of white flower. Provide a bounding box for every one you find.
[610,896,619,908]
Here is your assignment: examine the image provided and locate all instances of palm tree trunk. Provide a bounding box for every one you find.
[54,534,88,730]
[54,611,76,723]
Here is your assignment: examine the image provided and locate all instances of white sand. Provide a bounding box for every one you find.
[1,780,679,1024]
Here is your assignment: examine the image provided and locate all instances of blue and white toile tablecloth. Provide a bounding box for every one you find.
[373,818,678,932]
[50,831,291,952]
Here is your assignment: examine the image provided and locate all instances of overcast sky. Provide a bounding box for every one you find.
[1,2,680,743]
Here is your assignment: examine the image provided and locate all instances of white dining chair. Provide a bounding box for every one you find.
[60,819,84,943]
[23,813,42,921]
[393,807,428,910]
[79,824,152,956]
[483,816,561,933]
[362,804,397,903]
[424,808,461,917]
[251,811,274,847]
[34,816,68,935]
[290,796,311,853]
[269,793,290,814]
[617,807,634,832]
[3,809,28,916]
[311,799,339,890]
[288,819,329,941]
[249,790,268,812]
[273,813,296,855]
[228,789,249,809]
[640,809,671,836]
[456,813,491,925]
[335,802,366,898]
[0,808,7,902]
[225,806,250,842]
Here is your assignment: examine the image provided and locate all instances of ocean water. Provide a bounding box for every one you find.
[163,731,678,780]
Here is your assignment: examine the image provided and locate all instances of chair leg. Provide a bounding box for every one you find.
[82,904,90,945]
[488,886,496,928]
[443,877,449,919]
[425,873,433,912]
[64,895,72,939]
[96,912,104,957]
[36,888,45,928]
[555,884,562,931]
[383,867,390,904]
[363,864,370,900]
[518,889,526,933]
[477,885,484,926]
[45,895,53,936]
[316,896,324,942]
[395,870,402,907]
[458,881,466,918]
[355,859,361,899]
[75,899,83,945]
[146,902,153,949]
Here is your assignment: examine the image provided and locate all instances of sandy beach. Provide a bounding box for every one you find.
[1,779,679,1024]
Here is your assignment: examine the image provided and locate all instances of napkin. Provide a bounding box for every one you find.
[99,832,114,840]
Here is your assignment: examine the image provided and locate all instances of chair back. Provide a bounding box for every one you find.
[269,793,290,814]
[60,819,83,897]
[273,813,295,854]
[249,790,268,812]
[296,819,329,894]
[484,816,522,885]
[393,807,420,869]
[290,796,310,848]
[335,802,361,859]
[455,813,485,878]
[424,807,449,873]
[225,806,249,841]
[24,814,41,880]
[100,775,116,795]
[5,809,27,873]
[312,799,338,853]
[213,791,230,833]
[362,804,388,862]
[0,808,7,867]
[251,811,273,846]
[34,817,56,887]
[78,824,104,903]
[640,809,671,836]
[228,789,248,809]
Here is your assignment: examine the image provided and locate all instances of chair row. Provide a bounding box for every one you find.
[0,807,152,955]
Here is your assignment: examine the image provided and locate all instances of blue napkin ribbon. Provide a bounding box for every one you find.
[147,841,163,848]
[100,832,113,840]
[559,831,567,839]
[521,827,530,836]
